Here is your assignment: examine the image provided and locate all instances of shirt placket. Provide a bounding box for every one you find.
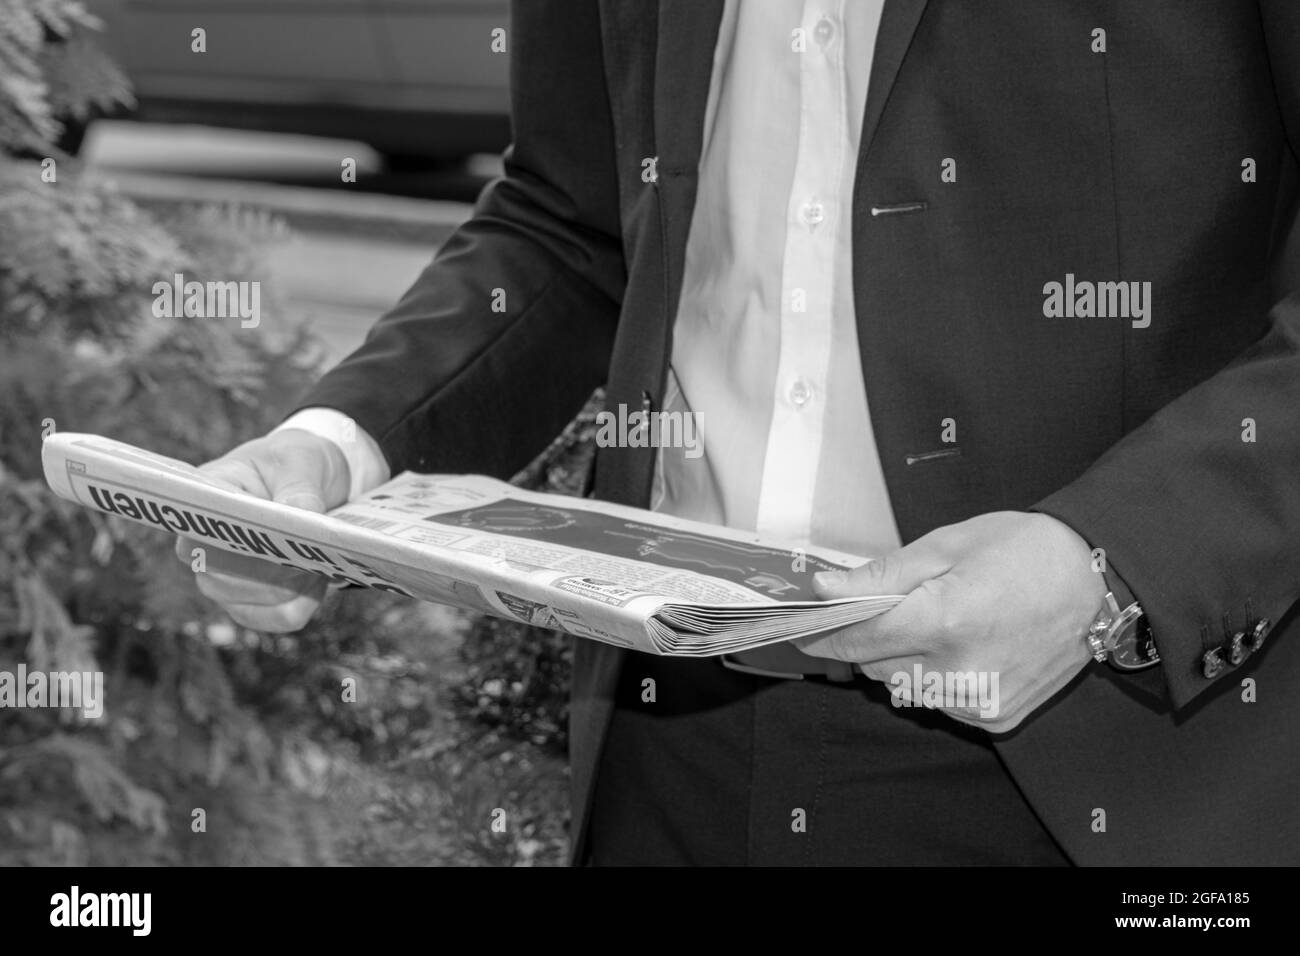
[754,0,849,544]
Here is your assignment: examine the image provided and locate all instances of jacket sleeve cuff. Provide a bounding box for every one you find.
[1031,480,1280,712]
[1031,503,1171,706]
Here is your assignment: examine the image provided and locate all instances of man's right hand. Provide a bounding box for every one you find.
[175,428,351,632]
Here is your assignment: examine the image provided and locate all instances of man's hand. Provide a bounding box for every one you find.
[175,428,351,632]
[794,511,1105,733]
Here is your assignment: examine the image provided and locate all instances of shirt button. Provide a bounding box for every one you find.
[801,199,824,229]
[814,17,835,48]
[788,378,814,407]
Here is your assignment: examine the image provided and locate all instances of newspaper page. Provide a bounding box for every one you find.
[41,433,903,654]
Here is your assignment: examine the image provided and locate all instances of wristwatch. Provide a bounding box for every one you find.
[1086,589,1160,671]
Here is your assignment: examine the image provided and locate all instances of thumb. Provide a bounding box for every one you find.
[813,539,954,599]
[197,434,343,513]
[267,470,329,513]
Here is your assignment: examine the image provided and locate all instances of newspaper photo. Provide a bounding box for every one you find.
[41,433,904,655]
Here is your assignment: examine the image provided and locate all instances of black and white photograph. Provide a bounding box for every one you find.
[0,0,1295,933]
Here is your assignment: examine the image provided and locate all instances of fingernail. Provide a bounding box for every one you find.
[813,570,847,590]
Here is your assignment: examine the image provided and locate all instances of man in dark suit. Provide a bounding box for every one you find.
[185,0,1300,864]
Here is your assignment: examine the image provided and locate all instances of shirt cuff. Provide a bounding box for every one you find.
[275,407,390,502]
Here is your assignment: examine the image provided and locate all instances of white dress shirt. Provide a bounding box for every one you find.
[282,0,901,575]
[653,0,900,559]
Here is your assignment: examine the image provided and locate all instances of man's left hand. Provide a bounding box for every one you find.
[794,511,1105,733]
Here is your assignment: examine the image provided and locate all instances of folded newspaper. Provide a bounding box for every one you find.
[41,433,903,656]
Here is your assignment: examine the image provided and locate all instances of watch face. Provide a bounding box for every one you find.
[1111,616,1161,670]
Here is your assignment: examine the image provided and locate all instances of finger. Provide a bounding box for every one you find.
[177,531,316,585]
[222,593,324,633]
[204,451,328,514]
[793,621,888,664]
[812,533,956,600]
[847,580,948,648]
[794,579,947,662]
[981,656,1089,736]
[194,566,327,608]
[856,657,917,686]
[175,463,268,567]
[175,534,198,565]
[268,474,328,513]
[196,456,273,498]
[266,438,341,513]
[869,658,1011,732]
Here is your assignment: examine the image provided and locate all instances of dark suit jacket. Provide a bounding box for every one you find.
[298,0,1300,865]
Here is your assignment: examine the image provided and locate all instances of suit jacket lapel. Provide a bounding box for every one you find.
[862,0,929,153]
[646,0,928,320]
[570,0,724,868]
[653,0,724,177]
[651,0,725,363]
[651,0,929,171]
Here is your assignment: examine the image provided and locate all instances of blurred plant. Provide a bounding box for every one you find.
[0,0,328,864]
[454,398,601,755]
[0,0,588,866]
[0,0,131,153]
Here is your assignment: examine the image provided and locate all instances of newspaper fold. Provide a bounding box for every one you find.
[41,434,904,655]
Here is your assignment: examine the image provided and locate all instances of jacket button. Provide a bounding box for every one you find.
[1202,647,1226,679]
[1227,632,1248,666]
[1248,619,1270,651]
